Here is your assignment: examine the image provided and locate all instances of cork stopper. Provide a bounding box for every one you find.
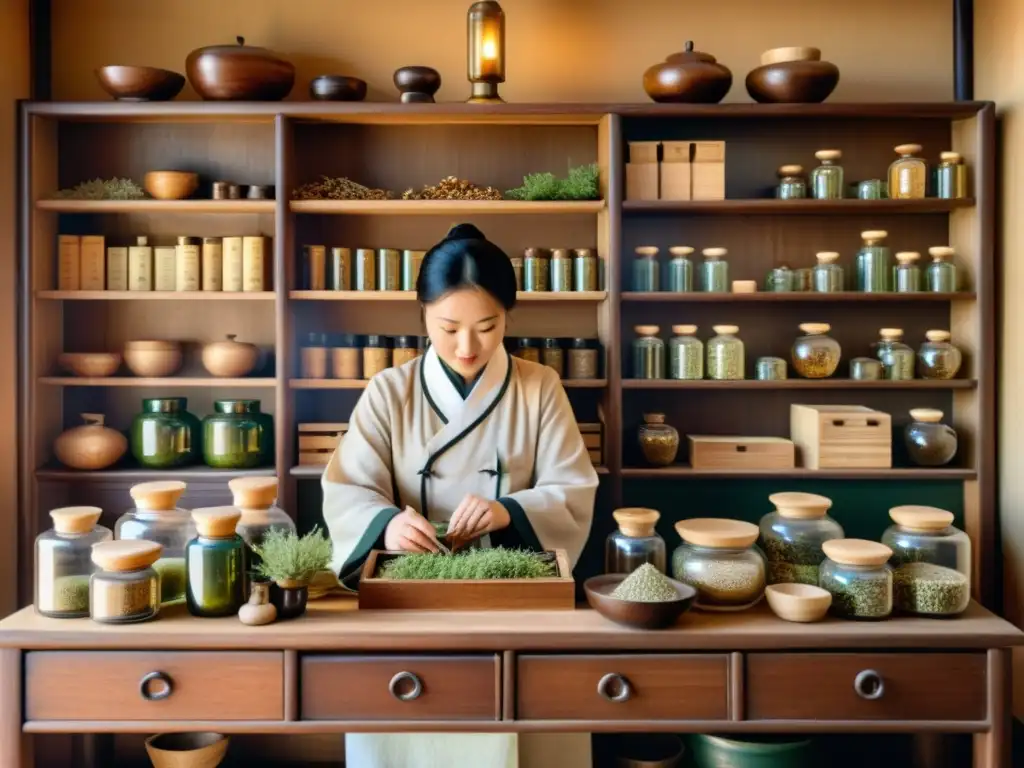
[896,251,921,265]
[550,248,571,259]
[925,330,951,343]
[798,323,830,335]
[731,280,757,294]
[815,149,842,161]
[778,164,804,177]
[889,504,954,532]
[928,246,954,261]
[91,539,162,572]
[50,506,103,534]
[702,247,727,259]
[910,408,944,423]
[675,518,759,549]
[894,143,923,155]
[192,506,242,538]
[130,481,187,511]
[713,324,739,335]
[668,246,695,257]
[634,325,660,336]
[769,492,833,520]
[940,151,962,163]
[821,538,892,567]
[228,476,278,510]
[815,252,840,264]
[861,230,888,243]
[879,328,904,340]
[643,412,667,424]
[672,324,698,335]
[635,246,659,257]
[613,507,660,538]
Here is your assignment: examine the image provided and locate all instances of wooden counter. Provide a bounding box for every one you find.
[0,599,1020,767]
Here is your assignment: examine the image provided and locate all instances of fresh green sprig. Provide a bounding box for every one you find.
[379,547,556,580]
[251,526,333,585]
[505,163,600,201]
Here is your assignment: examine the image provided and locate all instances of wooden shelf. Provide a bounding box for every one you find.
[290,464,610,478]
[621,467,977,480]
[35,199,275,214]
[622,292,975,303]
[38,377,276,387]
[36,291,275,301]
[622,379,977,390]
[623,199,974,214]
[290,290,608,302]
[291,200,605,215]
[290,378,608,390]
[35,465,277,482]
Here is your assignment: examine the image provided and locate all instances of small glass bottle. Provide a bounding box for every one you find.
[363,335,392,379]
[701,247,728,292]
[35,506,113,618]
[638,413,679,466]
[515,337,541,364]
[760,492,844,586]
[792,268,813,292]
[573,248,598,292]
[755,356,787,380]
[633,246,660,292]
[935,151,967,199]
[812,252,844,293]
[550,248,573,292]
[632,325,664,379]
[672,519,767,611]
[893,252,922,292]
[917,329,962,379]
[605,508,667,575]
[90,540,162,624]
[882,505,970,616]
[855,230,892,292]
[776,164,806,199]
[186,507,248,618]
[927,246,958,292]
[905,408,958,466]
[354,248,376,291]
[567,338,599,379]
[392,335,422,367]
[888,143,927,199]
[707,324,744,380]
[541,338,565,377]
[668,324,703,380]
[791,323,840,378]
[523,248,550,292]
[666,246,694,292]
[810,149,844,200]
[819,539,893,620]
[765,265,794,293]
[228,476,296,565]
[875,328,915,380]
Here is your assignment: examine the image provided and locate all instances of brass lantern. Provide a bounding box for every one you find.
[467,1,505,103]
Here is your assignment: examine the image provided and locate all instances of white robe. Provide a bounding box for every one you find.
[322,347,598,768]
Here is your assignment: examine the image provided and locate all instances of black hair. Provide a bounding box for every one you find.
[416,223,518,310]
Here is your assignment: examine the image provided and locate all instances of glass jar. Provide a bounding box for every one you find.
[812,252,844,293]
[764,265,793,293]
[638,413,679,466]
[776,164,806,199]
[401,249,424,291]
[810,149,844,199]
[935,151,967,199]
[330,333,362,379]
[849,357,883,381]
[792,268,813,292]
[515,337,541,364]
[523,247,550,291]
[301,332,329,378]
[893,251,922,292]
[857,179,885,200]
[550,248,573,292]
[573,248,598,292]
[855,230,892,292]
[668,324,703,380]
[917,330,962,379]
[392,335,421,368]
[606,508,667,575]
[186,508,248,618]
[755,356,787,381]
[117,480,194,604]
[363,335,392,379]
[791,322,840,378]
[35,506,113,618]
[875,328,915,380]
[202,399,274,469]
[888,143,927,199]
[354,248,376,290]
[759,492,844,586]
[567,338,599,379]
[89,540,162,624]
[541,338,565,377]
[927,246,958,292]
[633,246,660,292]
[228,476,296,563]
[905,408,958,466]
[707,325,744,380]
[672,519,766,611]
[666,246,694,292]
[882,505,971,616]
[632,325,664,379]
[819,539,894,620]
[701,248,728,292]
[376,248,400,291]
[129,397,201,468]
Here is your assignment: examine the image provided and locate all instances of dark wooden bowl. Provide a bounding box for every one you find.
[310,75,367,101]
[94,66,185,101]
[745,60,839,103]
[584,574,696,630]
[393,66,441,103]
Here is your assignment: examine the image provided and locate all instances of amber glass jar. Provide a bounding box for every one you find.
[791,323,841,379]
[638,413,679,466]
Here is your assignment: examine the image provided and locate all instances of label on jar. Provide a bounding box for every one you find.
[222,237,244,292]
[202,238,223,291]
[153,247,176,291]
[175,243,201,291]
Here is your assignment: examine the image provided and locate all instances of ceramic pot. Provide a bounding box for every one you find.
[185,36,295,101]
[613,734,685,768]
[130,398,201,469]
[238,579,277,625]
[393,66,441,103]
[643,40,733,103]
[124,340,183,378]
[58,352,121,377]
[688,733,813,767]
[638,413,679,466]
[272,580,308,619]
[53,413,127,470]
[200,335,260,378]
[144,732,229,768]
[905,408,958,467]
[745,47,839,104]
[202,400,273,469]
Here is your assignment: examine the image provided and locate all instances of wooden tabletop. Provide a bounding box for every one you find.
[0,599,1020,651]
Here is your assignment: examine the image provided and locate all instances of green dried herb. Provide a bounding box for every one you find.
[50,574,91,612]
[52,177,147,200]
[610,563,678,602]
[251,526,333,585]
[893,562,968,615]
[505,163,600,201]
[821,570,891,619]
[379,547,556,580]
[767,562,820,586]
[153,557,187,603]
[763,537,826,586]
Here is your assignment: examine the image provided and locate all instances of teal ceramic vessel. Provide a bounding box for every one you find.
[129,398,201,468]
[202,399,274,469]
[689,734,813,767]
[186,532,247,617]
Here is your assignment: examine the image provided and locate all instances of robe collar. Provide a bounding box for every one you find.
[421,345,510,438]
[438,356,481,400]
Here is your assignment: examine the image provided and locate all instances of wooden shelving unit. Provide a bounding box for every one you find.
[621,199,975,214]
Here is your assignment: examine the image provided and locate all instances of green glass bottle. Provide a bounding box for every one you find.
[202,399,274,469]
[130,398,202,469]
[186,508,247,618]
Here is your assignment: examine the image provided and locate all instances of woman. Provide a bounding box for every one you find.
[322,223,598,768]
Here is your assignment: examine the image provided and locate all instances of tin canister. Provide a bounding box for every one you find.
[523,248,550,291]
[509,256,524,290]
[355,248,377,291]
[550,248,573,292]
[857,179,885,200]
[756,357,787,380]
[303,245,327,291]
[765,266,794,292]
[377,248,401,291]
[850,357,883,380]
[330,247,351,291]
[401,249,425,291]
[573,248,597,291]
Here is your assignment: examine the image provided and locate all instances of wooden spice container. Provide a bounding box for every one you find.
[687,435,795,470]
[626,141,660,201]
[790,404,892,469]
[578,421,603,467]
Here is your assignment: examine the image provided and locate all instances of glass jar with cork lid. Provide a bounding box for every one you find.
[707,325,744,380]
[810,149,844,199]
[228,476,296,556]
[89,540,162,624]
[888,143,927,199]
[905,408,958,466]
[186,507,248,618]
[638,413,679,466]
[605,507,667,575]
[671,519,767,611]
[668,325,703,380]
[927,246,958,292]
[35,506,113,618]
[874,328,915,380]
[633,246,660,292]
[667,246,694,292]
[819,539,893,620]
[935,151,967,199]
[759,492,844,586]
[893,252,922,292]
[791,323,841,379]
[812,252,844,293]
[632,326,665,379]
[917,330,962,379]
[776,164,806,199]
[856,230,892,292]
[701,248,728,292]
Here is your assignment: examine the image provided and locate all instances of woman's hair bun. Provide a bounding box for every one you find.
[444,223,487,243]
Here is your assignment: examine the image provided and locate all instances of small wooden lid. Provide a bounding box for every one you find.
[928,246,955,259]
[895,251,920,264]
[894,143,923,155]
[815,149,842,160]
[702,247,727,258]
[634,325,660,336]
[129,480,187,511]
[672,324,698,335]
[778,164,804,176]
[91,539,162,571]
[761,46,820,66]
[861,230,888,241]
[674,518,759,548]
[192,506,242,538]
[889,504,954,531]
[879,328,904,339]
[731,280,757,293]
[643,412,667,424]
[668,246,694,257]
[634,246,659,256]
[815,252,840,263]
[228,476,278,509]
[712,324,739,335]
[50,506,103,534]
[769,492,833,519]
[925,330,951,342]
[613,507,660,538]
[821,538,892,566]
[909,408,944,423]
[798,322,830,335]
[940,151,962,162]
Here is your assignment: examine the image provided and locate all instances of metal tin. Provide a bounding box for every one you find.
[756,356,787,380]
[212,181,231,200]
[377,248,401,291]
[667,247,694,292]
[850,356,883,380]
[701,248,728,293]
[523,248,550,291]
[330,247,351,291]
[227,184,242,199]
[550,248,573,292]
[936,152,967,199]
[857,179,885,199]
[401,249,425,291]
[541,338,565,377]
[765,266,793,292]
[303,245,327,291]
[573,248,597,291]
[355,248,377,291]
[246,184,271,200]
[509,257,524,290]
[793,268,813,292]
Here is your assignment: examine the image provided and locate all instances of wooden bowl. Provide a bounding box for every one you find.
[145,732,229,768]
[746,59,840,103]
[584,574,696,630]
[124,340,183,377]
[58,352,122,378]
[309,75,367,101]
[144,171,199,201]
[94,66,185,101]
[765,583,832,623]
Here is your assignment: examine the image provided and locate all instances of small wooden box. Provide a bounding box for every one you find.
[660,141,692,201]
[626,141,660,201]
[692,141,726,200]
[688,435,795,470]
[578,421,603,466]
[358,549,575,611]
[298,422,348,466]
[790,404,892,469]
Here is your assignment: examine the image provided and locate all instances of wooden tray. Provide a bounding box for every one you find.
[358,549,575,611]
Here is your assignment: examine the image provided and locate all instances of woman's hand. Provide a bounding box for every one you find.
[447,495,510,541]
[384,507,442,553]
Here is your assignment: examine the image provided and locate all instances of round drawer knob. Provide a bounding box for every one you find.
[139,671,173,701]
[853,669,885,700]
[597,673,632,703]
[389,671,423,702]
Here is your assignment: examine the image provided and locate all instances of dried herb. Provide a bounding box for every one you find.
[763,537,826,586]
[674,556,765,607]
[792,347,839,378]
[251,526,333,585]
[504,163,601,201]
[611,563,678,602]
[402,176,503,201]
[52,177,146,200]
[379,547,556,580]
[893,562,968,615]
[292,176,392,200]
[50,574,91,612]
[821,569,891,619]
[153,557,187,603]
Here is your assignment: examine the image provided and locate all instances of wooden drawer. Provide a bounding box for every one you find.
[25,651,284,721]
[301,654,500,721]
[746,653,987,721]
[517,654,729,721]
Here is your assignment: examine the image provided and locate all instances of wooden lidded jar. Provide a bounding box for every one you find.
[819,539,894,620]
[89,540,163,624]
[671,519,766,611]
[643,41,733,104]
[186,36,295,101]
[228,476,296,554]
[606,508,667,575]
[53,413,128,470]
